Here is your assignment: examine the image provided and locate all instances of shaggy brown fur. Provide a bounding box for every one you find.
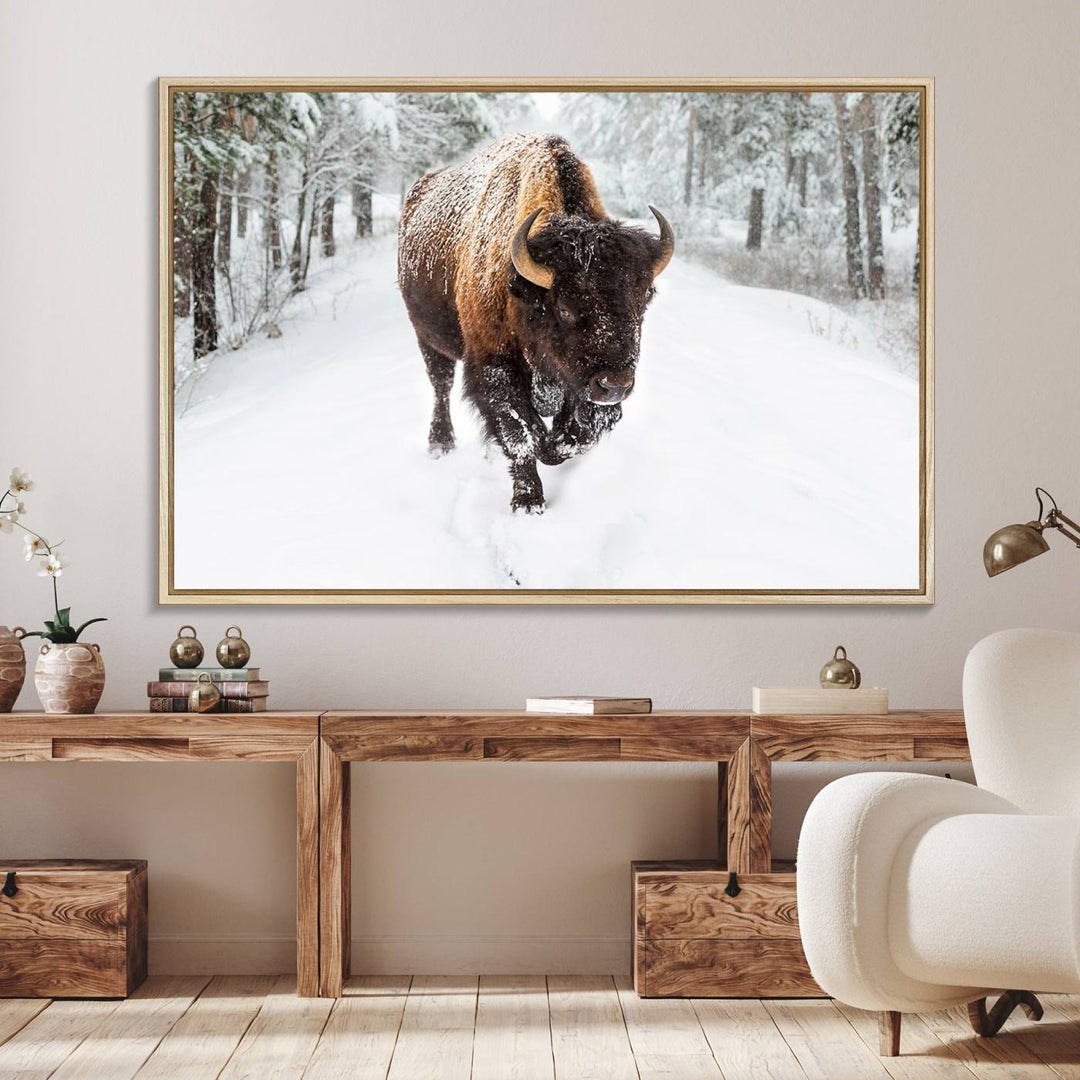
[399,134,607,357]
[398,133,668,514]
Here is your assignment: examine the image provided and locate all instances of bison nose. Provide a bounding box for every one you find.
[588,371,635,405]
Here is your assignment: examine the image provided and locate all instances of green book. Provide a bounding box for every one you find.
[158,667,261,681]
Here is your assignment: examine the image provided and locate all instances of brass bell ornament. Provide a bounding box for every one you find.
[820,645,861,689]
[188,672,221,713]
[216,626,251,669]
[169,625,204,668]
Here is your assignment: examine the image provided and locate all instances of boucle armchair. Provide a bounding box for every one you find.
[797,628,1080,1055]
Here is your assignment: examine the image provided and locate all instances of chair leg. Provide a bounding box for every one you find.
[879,1010,902,1056]
[968,991,1044,1038]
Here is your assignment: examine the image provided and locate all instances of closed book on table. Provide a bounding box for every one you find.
[525,696,652,715]
[221,699,268,713]
[157,668,261,682]
[148,697,191,712]
[0,859,147,998]
[147,697,269,713]
[751,687,888,714]
[147,680,269,699]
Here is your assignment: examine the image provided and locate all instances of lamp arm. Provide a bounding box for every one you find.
[1047,509,1080,548]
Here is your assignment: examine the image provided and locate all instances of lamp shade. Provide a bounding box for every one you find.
[983,522,1050,577]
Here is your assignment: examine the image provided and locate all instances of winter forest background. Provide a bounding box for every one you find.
[170,88,925,592]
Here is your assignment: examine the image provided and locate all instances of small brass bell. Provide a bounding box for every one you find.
[188,672,221,713]
[169,625,204,669]
[820,645,861,689]
[216,626,251,669]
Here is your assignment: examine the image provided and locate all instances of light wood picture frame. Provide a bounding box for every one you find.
[159,77,933,605]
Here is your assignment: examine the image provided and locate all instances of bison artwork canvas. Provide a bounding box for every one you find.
[163,80,933,603]
[399,133,674,513]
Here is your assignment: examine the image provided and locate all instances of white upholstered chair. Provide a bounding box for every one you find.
[797,628,1080,1055]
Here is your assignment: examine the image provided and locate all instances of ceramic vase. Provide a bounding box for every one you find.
[0,626,27,712]
[34,642,106,714]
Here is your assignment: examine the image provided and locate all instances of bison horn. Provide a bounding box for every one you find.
[510,208,554,290]
[649,205,675,278]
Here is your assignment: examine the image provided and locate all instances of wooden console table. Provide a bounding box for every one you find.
[737,709,970,873]
[0,712,322,997]
[2,708,970,999]
[318,709,969,997]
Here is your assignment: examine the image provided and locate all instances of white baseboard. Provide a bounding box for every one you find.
[149,935,630,975]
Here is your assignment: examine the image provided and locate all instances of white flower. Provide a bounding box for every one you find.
[15,500,26,514]
[8,469,33,493]
[38,553,69,577]
[23,535,49,560]
[0,516,11,535]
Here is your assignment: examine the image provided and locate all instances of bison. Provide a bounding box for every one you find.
[397,133,673,513]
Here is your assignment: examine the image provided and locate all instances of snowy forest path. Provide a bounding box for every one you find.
[175,231,919,591]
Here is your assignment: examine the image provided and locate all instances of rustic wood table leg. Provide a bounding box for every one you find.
[319,738,351,996]
[726,738,772,874]
[717,761,728,869]
[296,738,320,997]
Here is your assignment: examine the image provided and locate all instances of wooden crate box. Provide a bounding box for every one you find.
[0,859,148,998]
[633,860,822,998]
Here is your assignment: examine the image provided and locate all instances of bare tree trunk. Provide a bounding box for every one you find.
[290,160,309,290]
[697,128,708,193]
[352,162,372,238]
[173,96,193,317]
[236,167,250,237]
[913,215,921,297]
[173,170,192,317]
[301,180,319,287]
[746,187,765,249]
[794,93,810,207]
[320,192,335,257]
[785,97,796,184]
[265,153,282,271]
[683,105,697,207]
[859,94,886,300]
[192,172,218,359]
[217,169,233,268]
[833,93,867,300]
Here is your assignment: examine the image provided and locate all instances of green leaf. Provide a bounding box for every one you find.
[43,621,57,634]
[73,617,107,641]
[20,630,45,639]
[55,607,71,627]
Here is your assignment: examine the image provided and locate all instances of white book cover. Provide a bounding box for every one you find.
[525,697,652,715]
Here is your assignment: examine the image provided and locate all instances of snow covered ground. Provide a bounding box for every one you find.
[174,227,920,591]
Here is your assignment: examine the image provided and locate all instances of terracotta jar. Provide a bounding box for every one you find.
[34,642,106,715]
[0,626,27,712]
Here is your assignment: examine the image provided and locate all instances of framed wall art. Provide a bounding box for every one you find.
[159,77,933,604]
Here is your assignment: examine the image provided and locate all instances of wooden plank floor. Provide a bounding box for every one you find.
[1,976,1079,1079]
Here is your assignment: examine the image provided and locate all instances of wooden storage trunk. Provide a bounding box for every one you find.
[0,859,148,998]
[632,860,822,998]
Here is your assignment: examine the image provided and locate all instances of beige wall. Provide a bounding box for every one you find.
[3,0,1079,973]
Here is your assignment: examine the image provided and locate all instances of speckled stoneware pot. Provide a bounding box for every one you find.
[34,642,106,714]
[0,626,27,712]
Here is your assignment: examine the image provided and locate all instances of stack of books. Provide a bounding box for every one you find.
[147,668,269,713]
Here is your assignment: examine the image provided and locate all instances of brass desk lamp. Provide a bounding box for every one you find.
[984,488,1080,577]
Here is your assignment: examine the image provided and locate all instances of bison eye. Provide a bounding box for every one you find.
[555,301,578,326]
